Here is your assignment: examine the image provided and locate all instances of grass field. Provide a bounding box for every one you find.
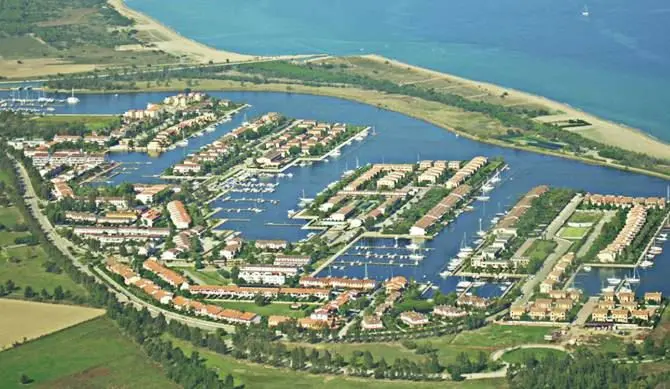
[0,317,179,389]
[178,267,231,285]
[0,206,25,229]
[501,347,567,364]
[170,336,507,389]
[210,300,309,318]
[0,245,87,297]
[559,226,590,240]
[0,299,104,350]
[523,239,557,262]
[568,211,602,224]
[450,325,555,348]
[285,324,556,368]
[33,115,121,131]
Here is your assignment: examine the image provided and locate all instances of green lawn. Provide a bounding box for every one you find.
[450,325,555,348]
[33,115,120,131]
[210,300,309,318]
[558,226,589,240]
[178,267,231,285]
[0,231,31,247]
[286,325,555,369]
[0,206,25,229]
[0,317,179,389]
[568,211,602,224]
[170,336,507,389]
[0,245,86,297]
[523,240,557,261]
[501,347,567,364]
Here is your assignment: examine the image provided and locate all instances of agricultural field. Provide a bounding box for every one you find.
[0,299,104,350]
[0,317,179,389]
[559,226,590,240]
[170,337,507,389]
[211,300,311,318]
[0,244,87,297]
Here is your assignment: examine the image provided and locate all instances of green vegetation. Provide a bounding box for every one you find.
[32,114,121,131]
[501,347,567,364]
[211,300,309,318]
[522,239,557,273]
[0,317,179,389]
[507,349,670,389]
[0,0,173,68]
[559,226,589,239]
[0,245,87,298]
[171,337,506,389]
[524,239,557,262]
[568,211,602,224]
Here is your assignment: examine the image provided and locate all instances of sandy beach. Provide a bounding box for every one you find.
[364,55,670,160]
[108,0,255,63]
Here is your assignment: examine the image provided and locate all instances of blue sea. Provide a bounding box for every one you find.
[127,0,670,141]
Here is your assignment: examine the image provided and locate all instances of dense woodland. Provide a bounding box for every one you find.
[507,350,670,389]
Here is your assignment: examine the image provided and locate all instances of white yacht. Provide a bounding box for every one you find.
[607,277,622,285]
[582,265,592,272]
[639,260,654,268]
[582,4,589,17]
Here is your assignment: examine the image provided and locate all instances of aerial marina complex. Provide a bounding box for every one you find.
[3,90,667,342]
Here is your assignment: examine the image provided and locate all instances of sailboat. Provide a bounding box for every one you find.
[298,189,314,207]
[476,218,486,237]
[625,267,640,284]
[457,233,473,258]
[66,88,80,105]
[242,112,249,126]
[582,4,589,17]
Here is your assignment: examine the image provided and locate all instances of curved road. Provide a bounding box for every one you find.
[463,344,568,380]
[12,157,233,332]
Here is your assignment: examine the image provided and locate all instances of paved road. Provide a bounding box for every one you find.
[12,157,234,332]
[573,296,600,327]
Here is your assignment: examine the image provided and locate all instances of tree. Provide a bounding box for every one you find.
[23,286,35,298]
[53,285,65,300]
[19,374,32,385]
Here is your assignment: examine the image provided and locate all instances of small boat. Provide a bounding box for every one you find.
[176,139,188,147]
[440,270,451,278]
[476,218,486,237]
[640,260,654,268]
[481,183,494,193]
[625,268,641,284]
[583,265,592,272]
[607,277,622,285]
[475,195,490,202]
[330,149,341,157]
[581,4,589,17]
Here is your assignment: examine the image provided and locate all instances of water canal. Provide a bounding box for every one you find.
[16,91,670,296]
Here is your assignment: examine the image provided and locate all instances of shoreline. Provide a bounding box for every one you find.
[107,0,670,161]
[361,55,670,161]
[108,0,254,63]
[46,80,670,181]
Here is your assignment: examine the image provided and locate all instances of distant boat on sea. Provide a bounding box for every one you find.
[582,5,589,17]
